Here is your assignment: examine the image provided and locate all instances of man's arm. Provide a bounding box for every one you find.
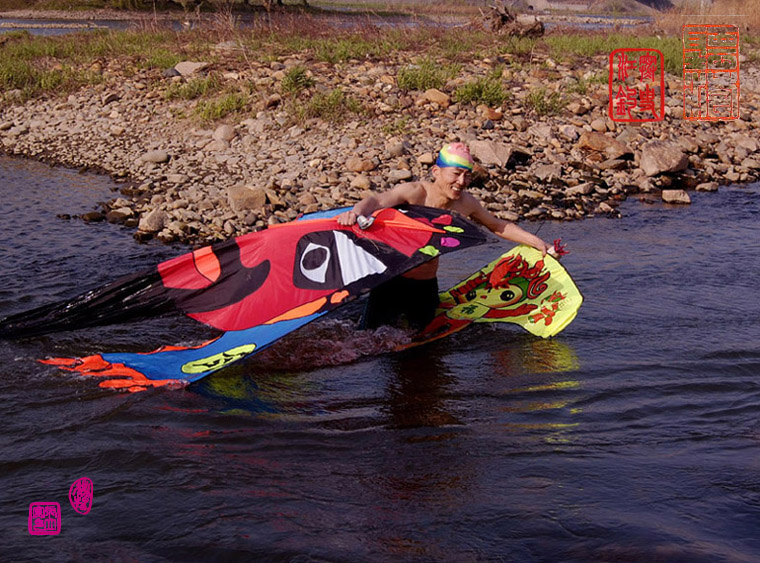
[336,183,421,226]
[463,194,551,255]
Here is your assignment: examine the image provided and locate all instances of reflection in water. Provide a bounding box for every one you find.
[385,351,460,429]
[495,337,580,375]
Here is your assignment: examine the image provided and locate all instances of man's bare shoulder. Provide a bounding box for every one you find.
[392,181,431,205]
[452,191,484,217]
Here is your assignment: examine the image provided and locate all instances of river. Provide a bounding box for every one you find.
[1,155,759,561]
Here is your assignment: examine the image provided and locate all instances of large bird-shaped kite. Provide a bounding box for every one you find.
[1,206,488,391]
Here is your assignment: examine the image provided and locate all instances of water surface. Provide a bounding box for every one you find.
[1,156,759,561]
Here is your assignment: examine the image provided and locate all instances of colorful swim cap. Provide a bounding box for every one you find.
[435,143,474,171]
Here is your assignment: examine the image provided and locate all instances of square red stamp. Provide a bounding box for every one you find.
[682,24,740,121]
[28,502,61,535]
[608,48,665,122]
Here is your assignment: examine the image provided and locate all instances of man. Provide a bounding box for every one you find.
[337,142,552,330]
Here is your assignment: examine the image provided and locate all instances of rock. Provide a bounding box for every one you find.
[469,140,531,168]
[228,185,267,213]
[482,107,503,121]
[346,156,376,172]
[350,174,372,190]
[533,163,562,181]
[640,141,688,177]
[138,208,168,232]
[140,150,170,164]
[266,94,282,108]
[387,142,407,158]
[528,123,552,139]
[418,152,436,165]
[638,178,657,192]
[590,118,607,132]
[696,181,719,192]
[518,189,544,200]
[109,125,125,136]
[298,193,317,205]
[423,88,450,107]
[565,182,594,196]
[731,134,758,153]
[662,189,691,204]
[559,124,579,141]
[105,210,129,224]
[599,159,626,170]
[8,125,28,137]
[174,61,210,76]
[577,131,632,160]
[163,67,181,78]
[102,92,120,105]
[566,102,588,115]
[388,169,413,183]
[740,157,760,169]
[81,211,105,222]
[213,124,236,142]
[166,174,189,184]
[204,139,229,151]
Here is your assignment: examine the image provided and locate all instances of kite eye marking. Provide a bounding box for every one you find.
[499,287,523,305]
[300,242,331,283]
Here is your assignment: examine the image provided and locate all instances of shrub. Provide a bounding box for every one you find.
[291,88,363,123]
[164,75,222,100]
[194,91,248,122]
[397,57,459,92]
[453,76,510,106]
[281,65,315,97]
[525,88,566,116]
[312,37,377,64]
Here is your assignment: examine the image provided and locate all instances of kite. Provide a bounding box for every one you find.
[0,206,488,391]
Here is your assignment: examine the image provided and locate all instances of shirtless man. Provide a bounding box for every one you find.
[337,142,552,330]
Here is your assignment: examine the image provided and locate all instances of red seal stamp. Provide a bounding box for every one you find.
[682,24,740,121]
[608,48,665,122]
[28,502,61,535]
[69,477,94,515]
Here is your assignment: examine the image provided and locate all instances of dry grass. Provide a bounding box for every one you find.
[655,0,758,35]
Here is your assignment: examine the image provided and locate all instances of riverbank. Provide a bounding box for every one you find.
[1,18,758,244]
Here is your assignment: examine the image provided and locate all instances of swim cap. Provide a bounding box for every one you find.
[435,143,474,171]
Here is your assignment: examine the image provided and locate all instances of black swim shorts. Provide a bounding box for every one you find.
[360,276,439,331]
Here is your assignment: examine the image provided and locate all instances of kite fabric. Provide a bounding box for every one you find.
[406,245,585,349]
[1,205,488,391]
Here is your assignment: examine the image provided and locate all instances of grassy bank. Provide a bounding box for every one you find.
[0,18,692,92]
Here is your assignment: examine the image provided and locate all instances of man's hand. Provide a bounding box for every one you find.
[336,210,358,226]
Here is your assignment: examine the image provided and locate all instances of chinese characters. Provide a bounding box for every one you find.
[609,48,665,122]
[682,24,740,121]
[28,502,61,536]
[69,476,94,515]
[29,477,93,535]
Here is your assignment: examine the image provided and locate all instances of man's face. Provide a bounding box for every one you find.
[435,166,472,198]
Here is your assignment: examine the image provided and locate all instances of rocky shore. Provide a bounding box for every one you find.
[1,28,759,245]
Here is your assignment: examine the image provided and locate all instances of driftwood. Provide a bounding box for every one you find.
[480,1,544,38]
